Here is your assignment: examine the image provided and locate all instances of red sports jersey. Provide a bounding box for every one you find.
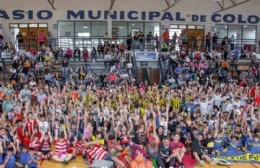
[107,139,117,151]
[41,140,51,152]
[54,139,68,156]
[86,145,108,162]
[75,141,85,153]
[26,119,37,135]
[16,127,23,142]
[22,136,31,148]
[30,139,41,151]
[170,141,184,150]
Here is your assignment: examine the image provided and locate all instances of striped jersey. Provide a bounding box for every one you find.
[86,145,108,161]
[75,141,85,151]
[54,139,68,155]
[41,140,51,152]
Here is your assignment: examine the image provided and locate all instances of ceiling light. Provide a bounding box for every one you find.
[83,26,88,29]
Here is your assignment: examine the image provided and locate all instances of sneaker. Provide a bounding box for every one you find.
[210,160,219,165]
[199,160,205,166]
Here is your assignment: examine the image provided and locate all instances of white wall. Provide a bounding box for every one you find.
[0,0,259,51]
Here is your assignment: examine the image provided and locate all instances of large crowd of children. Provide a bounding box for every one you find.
[0,31,259,168]
[0,69,259,167]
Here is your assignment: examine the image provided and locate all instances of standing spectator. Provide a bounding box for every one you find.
[97,43,104,57]
[82,47,89,63]
[172,32,177,51]
[146,31,153,50]
[212,33,218,50]
[163,28,170,46]
[154,34,160,51]
[53,48,58,62]
[61,58,69,77]
[223,41,231,60]
[205,32,211,52]
[126,33,132,51]
[229,35,235,50]
[91,47,97,63]
[39,30,45,48]
[182,32,188,49]
[139,32,144,50]
[73,47,81,61]
[65,47,72,61]
[119,42,125,56]
[16,32,23,50]
[133,32,139,49]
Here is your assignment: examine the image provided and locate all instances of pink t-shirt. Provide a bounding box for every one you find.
[39,35,44,42]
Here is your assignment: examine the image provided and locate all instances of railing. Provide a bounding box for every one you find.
[10,36,160,53]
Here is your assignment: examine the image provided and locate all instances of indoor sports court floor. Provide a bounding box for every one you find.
[40,157,260,168]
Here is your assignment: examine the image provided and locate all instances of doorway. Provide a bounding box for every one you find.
[9,23,48,51]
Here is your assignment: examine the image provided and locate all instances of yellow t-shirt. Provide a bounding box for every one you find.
[171,98,181,109]
[91,136,105,145]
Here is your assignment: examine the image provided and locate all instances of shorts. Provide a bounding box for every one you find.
[76,150,83,155]
[41,150,50,156]
[104,154,113,162]
[54,153,67,159]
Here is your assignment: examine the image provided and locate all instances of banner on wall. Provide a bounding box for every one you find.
[135,51,158,61]
[213,153,260,163]
[0,9,259,24]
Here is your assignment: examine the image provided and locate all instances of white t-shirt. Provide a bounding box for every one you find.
[213,94,221,107]
[200,101,208,114]
[38,121,49,134]
[160,121,168,136]
[233,100,241,107]
[207,99,214,114]
[225,103,233,112]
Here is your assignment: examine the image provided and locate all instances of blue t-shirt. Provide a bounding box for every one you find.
[246,138,260,154]
[2,101,15,113]
[228,141,241,152]
[214,137,226,151]
[27,154,38,168]
[20,89,32,102]
[0,153,3,164]
[20,151,30,164]
[5,154,16,168]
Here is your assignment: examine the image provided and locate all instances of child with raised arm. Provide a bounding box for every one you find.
[27,147,39,168]
[51,125,74,164]
[39,131,53,159]
[15,138,30,168]
[186,120,218,166]
[0,143,16,168]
